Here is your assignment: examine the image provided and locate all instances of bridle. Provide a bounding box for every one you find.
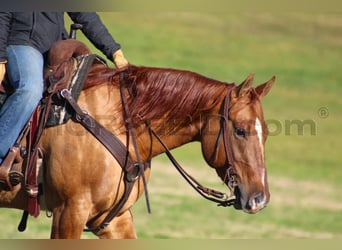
[148,86,239,207]
[220,86,239,192]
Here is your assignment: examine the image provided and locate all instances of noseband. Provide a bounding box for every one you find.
[150,86,238,207]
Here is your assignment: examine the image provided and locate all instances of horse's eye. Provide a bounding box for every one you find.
[235,128,247,138]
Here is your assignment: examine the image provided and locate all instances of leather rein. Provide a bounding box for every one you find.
[61,71,238,233]
[148,86,238,207]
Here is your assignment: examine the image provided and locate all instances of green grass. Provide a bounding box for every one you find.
[0,12,341,238]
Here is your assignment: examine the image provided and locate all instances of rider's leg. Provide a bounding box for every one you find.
[0,45,44,163]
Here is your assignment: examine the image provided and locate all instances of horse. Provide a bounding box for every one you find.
[0,58,275,238]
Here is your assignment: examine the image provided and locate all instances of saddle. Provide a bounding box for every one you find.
[45,40,107,127]
[0,39,107,217]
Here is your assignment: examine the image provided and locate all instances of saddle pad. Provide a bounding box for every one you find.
[45,54,97,127]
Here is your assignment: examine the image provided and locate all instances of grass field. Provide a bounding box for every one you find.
[0,12,341,239]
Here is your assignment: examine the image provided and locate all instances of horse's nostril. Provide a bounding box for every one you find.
[246,192,265,210]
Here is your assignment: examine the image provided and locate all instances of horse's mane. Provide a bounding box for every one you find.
[87,65,234,133]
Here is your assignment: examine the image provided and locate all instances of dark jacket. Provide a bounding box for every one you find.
[0,12,121,62]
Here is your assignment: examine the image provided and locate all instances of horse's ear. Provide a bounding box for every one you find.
[236,72,255,97]
[255,76,276,99]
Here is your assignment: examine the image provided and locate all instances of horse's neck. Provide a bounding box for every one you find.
[143,89,228,160]
[79,83,219,162]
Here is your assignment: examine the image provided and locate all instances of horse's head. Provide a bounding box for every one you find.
[201,73,275,214]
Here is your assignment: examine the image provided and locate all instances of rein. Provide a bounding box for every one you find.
[148,87,238,207]
[149,128,236,207]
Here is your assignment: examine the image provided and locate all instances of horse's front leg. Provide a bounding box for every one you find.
[95,209,137,239]
[50,198,91,239]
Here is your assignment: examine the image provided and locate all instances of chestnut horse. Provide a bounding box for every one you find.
[0,63,275,238]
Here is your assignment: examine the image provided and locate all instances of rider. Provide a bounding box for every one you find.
[0,12,129,164]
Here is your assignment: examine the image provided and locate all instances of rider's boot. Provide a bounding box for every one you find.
[0,145,24,191]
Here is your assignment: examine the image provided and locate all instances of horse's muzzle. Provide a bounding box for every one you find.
[233,187,267,213]
[245,192,267,213]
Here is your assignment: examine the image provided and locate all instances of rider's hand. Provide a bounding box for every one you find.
[0,62,6,92]
[0,63,6,84]
[113,49,128,69]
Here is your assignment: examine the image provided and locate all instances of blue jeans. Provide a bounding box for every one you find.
[0,45,44,162]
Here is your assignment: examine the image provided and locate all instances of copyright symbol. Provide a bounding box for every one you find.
[318,107,329,119]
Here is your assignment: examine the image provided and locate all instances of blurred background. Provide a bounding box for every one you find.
[0,12,341,238]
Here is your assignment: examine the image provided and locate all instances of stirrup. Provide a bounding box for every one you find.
[0,172,23,191]
[0,146,24,190]
[9,163,24,186]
